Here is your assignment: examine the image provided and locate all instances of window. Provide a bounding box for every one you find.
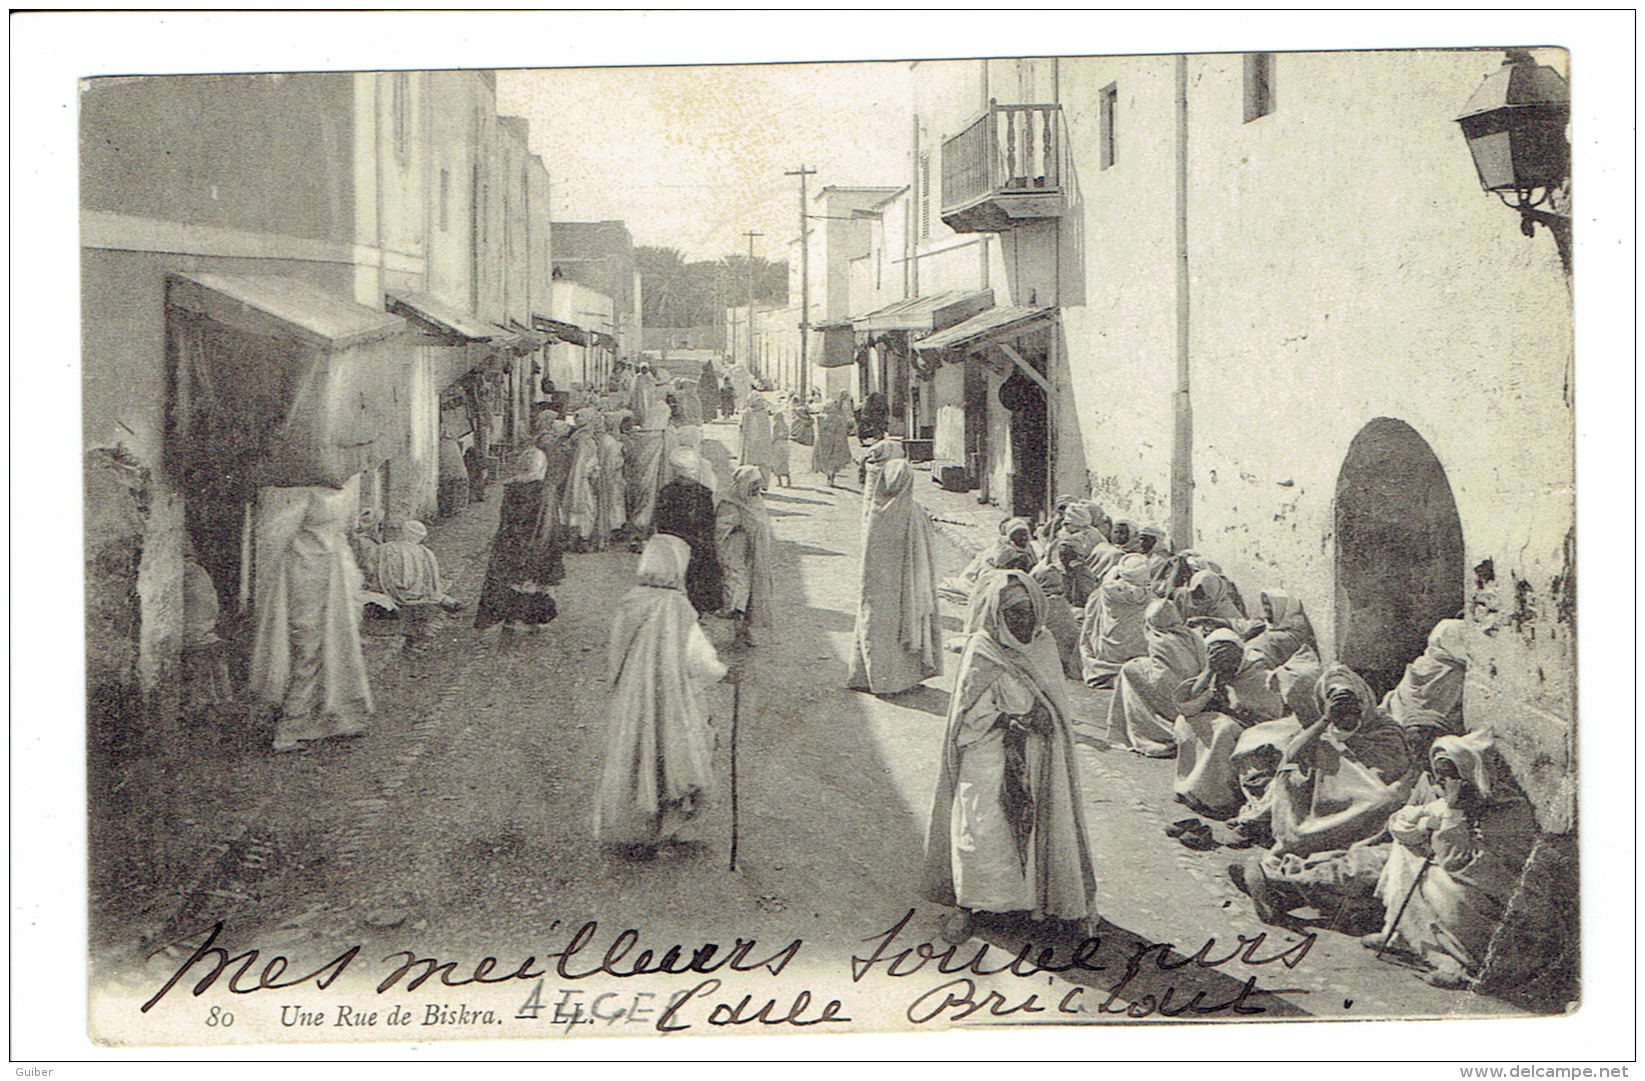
[439,168,450,231]
[1244,53,1275,122]
[392,72,410,161]
[1099,83,1117,169]
[918,152,932,238]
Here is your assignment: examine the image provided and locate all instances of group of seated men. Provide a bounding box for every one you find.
[943,494,1546,993]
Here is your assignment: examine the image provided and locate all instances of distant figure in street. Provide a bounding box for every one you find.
[655,446,724,616]
[349,506,385,594]
[847,458,942,695]
[464,443,490,504]
[812,392,855,486]
[737,393,775,485]
[922,570,1098,943]
[699,360,720,420]
[376,519,463,649]
[250,484,374,752]
[625,369,676,542]
[474,426,570,634]
[563,407,608,551]
[671,377,704,435]
[714,465,776,646]
[1106,598,1206,758]
[729,362,754,410]
[858,390,890,446]
[769,400,792,488]
[181,543,234,713]
[719,375,735,419]
[593,534,728,861]
[437,435,469,519]
[787,395,815,449]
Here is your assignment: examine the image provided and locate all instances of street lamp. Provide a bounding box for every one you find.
[1455,49,1570,271]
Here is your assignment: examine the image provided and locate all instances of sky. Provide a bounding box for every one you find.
[497,60,921,262]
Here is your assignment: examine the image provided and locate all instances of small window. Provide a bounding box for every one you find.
[1244,53,1275,122]
[1099,83,1117,170]
[392,72,411,161]
[439,168,450,231]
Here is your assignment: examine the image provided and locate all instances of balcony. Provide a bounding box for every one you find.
[940,101,1067,234]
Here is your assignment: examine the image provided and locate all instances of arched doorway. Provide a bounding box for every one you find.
[1333,418,1465,697]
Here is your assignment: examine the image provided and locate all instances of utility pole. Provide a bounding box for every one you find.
[785,164,817,399]
[742,231,762,382]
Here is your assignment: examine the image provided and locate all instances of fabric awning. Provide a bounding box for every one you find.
[591,330,618,351]
[531,314,591,347]
[853,289,993,333]
[169,272,404,350]
[912,305,1057,353]
[507,322,551,351]
[817,325,859,368]
[385,292,498,344]
[165,272,411,487]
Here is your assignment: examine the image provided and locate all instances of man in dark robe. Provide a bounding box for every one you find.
[654,446,723,616]
[700,360,720,420]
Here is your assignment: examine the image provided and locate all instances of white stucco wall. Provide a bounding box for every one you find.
[1049,50,1574,827]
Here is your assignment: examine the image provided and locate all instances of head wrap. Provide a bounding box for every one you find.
[635,533,691,590]
[865,438,906,466]
[727,463,766,504]
[968,568,1046,653]
[1001,517,1033,546]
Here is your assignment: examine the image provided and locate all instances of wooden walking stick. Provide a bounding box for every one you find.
[1375,854,1433,961]
[728,670,741,873]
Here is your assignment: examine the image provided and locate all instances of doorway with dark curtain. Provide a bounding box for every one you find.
[1333,417,1466,698]
[1000,364,1048,524]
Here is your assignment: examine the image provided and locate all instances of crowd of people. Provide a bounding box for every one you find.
[200,369,1540,998]
[886,481,1541,994]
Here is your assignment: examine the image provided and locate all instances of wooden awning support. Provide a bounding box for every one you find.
[994,340,1053,396]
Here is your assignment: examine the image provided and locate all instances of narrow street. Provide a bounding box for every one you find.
[93,417,1530,1033]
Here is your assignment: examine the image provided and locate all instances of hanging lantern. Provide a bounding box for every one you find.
[1455,50,1569,210]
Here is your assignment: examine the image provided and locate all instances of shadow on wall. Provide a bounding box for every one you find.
[1332,417,1465,699]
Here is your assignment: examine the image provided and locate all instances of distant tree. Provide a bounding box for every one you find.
[638,246,789,327]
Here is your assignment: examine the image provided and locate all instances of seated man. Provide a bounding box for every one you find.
[376,520,463,648]
[1228,665,1411,930]
[938,518,1038,606]
[1364,728,1541,990]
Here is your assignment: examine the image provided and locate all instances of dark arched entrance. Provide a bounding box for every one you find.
[1333,418,1465,697]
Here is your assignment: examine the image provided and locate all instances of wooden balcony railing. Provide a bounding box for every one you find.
[941,101,1066,229]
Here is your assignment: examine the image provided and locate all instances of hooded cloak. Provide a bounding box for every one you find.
[847,458,943,694]
[593,535,727,846]
[922,571,1097,920]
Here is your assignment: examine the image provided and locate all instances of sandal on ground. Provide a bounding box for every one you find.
[1165,817,1201,838]
[1179,824,1219,851]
